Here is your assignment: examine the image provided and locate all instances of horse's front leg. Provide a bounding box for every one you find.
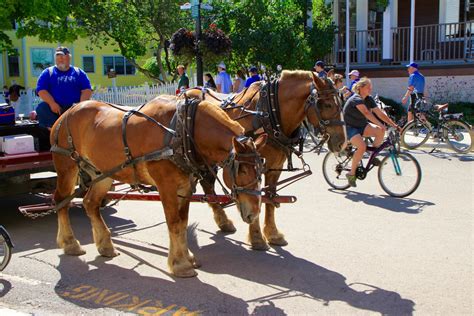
[53,155,86,256]
[82,177,118,257]
[200,174,236,233]
[262,168,288,246]
[261,149,288,246]
[153,166,199,278]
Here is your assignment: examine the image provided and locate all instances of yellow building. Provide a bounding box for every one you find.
[0,30,151,90]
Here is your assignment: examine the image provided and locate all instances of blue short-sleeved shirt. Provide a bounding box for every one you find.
[317,70,327,79]
[348,79,360,94]
[215,71,233,94]
[245,75,261,88]
[36,66,92,107]
[408,71,425,94]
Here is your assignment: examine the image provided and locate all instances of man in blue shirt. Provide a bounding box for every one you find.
[215,62,233,94]
[343,70,360,99]
[402,62,425,123]
[314,60,327,79]
[36,46,92,128]
[244,66,261,88]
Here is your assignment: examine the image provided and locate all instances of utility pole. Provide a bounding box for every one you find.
[181,0,212,86]
[195,0,203,86]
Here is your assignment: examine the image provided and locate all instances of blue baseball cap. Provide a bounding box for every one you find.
[55,46,71,56]
[406,62,418,69]
[315,60,325,67]
[249,66,258,73]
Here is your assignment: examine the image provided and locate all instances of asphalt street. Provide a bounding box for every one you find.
[0,140,472,315]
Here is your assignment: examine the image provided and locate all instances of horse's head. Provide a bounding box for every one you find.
[222,134,267,224]
[305,73,346,152]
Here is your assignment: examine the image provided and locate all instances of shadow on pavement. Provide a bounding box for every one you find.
[412,148,474,162]
[0,279,12,298]
[54,254,251,314]
[188,225,416,315]
[329,190,435,214]
[0,194,138,254]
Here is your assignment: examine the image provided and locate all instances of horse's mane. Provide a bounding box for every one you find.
[199,101,244,136]
[280,70,312,81]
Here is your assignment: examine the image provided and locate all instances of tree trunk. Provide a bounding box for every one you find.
[155,46,169,83]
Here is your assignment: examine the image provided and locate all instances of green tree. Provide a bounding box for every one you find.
[210,0,335,72]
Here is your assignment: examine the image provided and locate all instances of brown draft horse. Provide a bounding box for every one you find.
[51,96,267,277]
[185,71,346,250]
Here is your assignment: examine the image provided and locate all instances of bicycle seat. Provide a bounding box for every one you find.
[434,103,449,112]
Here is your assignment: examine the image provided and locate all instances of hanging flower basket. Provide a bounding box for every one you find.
[375,0,390,12]
[169,28,197,61]
[169,25,231,65]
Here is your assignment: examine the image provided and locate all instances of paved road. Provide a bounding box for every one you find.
[0,142,472,315]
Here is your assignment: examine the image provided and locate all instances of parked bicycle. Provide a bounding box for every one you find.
[322,127,422,198]
[0,225,13,271]
[401,95,472,153]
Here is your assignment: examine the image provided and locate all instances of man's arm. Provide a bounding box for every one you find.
[402,85,414,104]
[38,90,61,114]
[80,89,92,102]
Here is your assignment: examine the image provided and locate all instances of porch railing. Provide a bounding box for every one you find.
[392,21,473,63]
[332,21,473,66]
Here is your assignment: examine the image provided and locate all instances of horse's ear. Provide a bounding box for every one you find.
[232,137,247,153]
[311,72,325,90]
[254,133,267,152]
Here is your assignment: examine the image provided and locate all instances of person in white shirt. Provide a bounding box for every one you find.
[215,62,233,94]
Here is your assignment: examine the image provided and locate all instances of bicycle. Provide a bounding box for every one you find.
[0,225,13,271]
[322,127,422,198]
[401,96,472,153]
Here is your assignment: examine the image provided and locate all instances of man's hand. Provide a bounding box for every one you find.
[401,95,408,105]
[49,102,61,114]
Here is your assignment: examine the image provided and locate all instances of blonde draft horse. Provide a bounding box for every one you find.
[51,97,267,277]
[185,71,346,250]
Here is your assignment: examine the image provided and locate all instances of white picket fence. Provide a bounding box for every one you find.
[1,81,193,115]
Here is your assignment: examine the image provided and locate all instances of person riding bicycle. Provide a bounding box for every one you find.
[343,78,400,187]
[401,62,425,124]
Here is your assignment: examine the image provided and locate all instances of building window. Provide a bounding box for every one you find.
[82,56,95,73]
[103,56,136,75]
[7,49,20,77]
[31,48,54,76]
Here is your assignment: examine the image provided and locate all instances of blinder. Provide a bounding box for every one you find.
[304,82,345,137]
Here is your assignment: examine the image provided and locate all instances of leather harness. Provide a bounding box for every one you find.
[50,98,264,211]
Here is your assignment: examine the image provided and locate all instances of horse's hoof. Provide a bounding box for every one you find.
[99,247,120,258]
[173,267,198,278]
[63,244,86,256]
[267,234,288,246]
[219,221,237,233]
[251,240,270,251]
[187,254,201,269]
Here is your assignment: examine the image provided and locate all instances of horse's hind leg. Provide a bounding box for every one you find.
[82,178,118,257]
[54,155,85,255]
[200,175,236,233]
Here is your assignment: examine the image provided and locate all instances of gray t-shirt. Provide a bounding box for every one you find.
[343,94,376,128]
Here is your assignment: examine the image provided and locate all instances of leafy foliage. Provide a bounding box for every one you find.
[210,0,335,73]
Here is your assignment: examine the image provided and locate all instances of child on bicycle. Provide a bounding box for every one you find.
[343,78,400,187]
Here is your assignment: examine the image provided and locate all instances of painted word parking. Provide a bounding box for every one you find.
[58,284,198,315]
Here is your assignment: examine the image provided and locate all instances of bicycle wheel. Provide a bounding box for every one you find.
[443,120,472,154]
[378,151,422,198]
[401,121,431,149]
[322,151,351,190]
[0,230,12,271]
